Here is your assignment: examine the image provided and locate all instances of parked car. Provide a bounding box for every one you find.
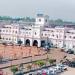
[56,64,67,71]
[60,65,67,70]
[66,49,74,54]
[42,69,49,75]
[29,74,32,75]
[54,66,62,73]
[69,61,75,67]
[36,70,42,75]
[49,67,57,75]
[36,73,41,75]
[15,73,23,75]
[42,72,47,75]
[28,73,34,75]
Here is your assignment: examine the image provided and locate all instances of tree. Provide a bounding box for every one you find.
[55,19,63,23]
[34,60,45,67]
[55,19,63,25]
[0,16,12,20]
[48,59,56,66]
[11,66,18,75]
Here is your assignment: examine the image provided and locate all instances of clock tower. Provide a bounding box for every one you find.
[35,14,49,27]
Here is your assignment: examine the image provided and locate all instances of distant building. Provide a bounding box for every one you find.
[0,14,75,52]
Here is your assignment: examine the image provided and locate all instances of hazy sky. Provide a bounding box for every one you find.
[0,0,75,21]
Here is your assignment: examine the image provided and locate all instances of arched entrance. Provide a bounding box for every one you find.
[41,40,45,47]
[33,40,38,46]
[25,39,30,46]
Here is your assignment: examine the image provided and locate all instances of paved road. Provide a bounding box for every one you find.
[60,67,75,75]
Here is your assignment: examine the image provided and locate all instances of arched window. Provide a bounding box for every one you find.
[26,39,30,46]
[33,40,38,46]
[39,19,41,22]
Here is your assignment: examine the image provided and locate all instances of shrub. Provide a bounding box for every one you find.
[11,66,18,74]
[34,60,45,67]
[48,59,56,65]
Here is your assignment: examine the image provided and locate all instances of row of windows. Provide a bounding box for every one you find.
[38,19,48,22]
[20,31,31,34]
[1,29,75,39]
[43,35,75,39]
[42,34,60,38]
[2,38,16,41]
[25,32,37,36]
[41,33,75,39]
[1,30,18,34]
[64,36,75,39]
[64,44,75,48]
[25,29,31,30]
[3,26,18,29]
[26,32,31,34]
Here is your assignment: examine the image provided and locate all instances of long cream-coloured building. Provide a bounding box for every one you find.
[0,14,75,52]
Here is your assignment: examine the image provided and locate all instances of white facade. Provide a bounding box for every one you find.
[0,14,75,52]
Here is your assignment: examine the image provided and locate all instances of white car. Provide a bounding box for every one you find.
[56,64,67,71]
[54,66,63,73]
[60,65,67,70]
[36,70,42,75]
[49,67,57,75]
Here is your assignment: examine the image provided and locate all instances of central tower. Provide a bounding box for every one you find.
[35,14,49,27]
[32,13,49,47]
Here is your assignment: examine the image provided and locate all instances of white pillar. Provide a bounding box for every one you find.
[38,40,41,47]
[30,39,33,46]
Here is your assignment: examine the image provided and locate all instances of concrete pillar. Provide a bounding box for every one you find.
[38,40,41,47]
[30,39,33,46]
